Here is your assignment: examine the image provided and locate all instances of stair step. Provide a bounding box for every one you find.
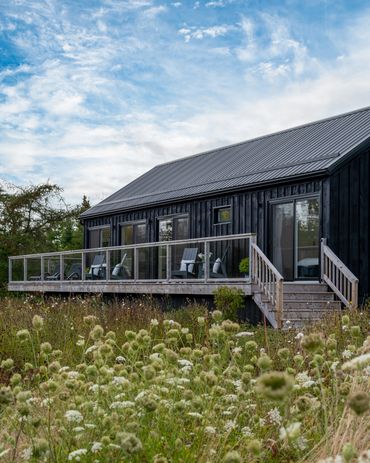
[283,292,335,301]
[283,283,328,293]
[283,301,341,310]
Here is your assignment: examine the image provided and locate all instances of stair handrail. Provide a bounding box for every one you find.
[321,238,359,309]
[250,242,284,328]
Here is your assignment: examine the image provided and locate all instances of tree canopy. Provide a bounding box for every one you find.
[0,182,90,287]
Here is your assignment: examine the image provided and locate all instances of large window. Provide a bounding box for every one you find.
[120,222,147,245]
[88,226,111,248]
[158,215,189,241]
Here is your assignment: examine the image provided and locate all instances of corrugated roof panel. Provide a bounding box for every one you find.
[81,107,370,218]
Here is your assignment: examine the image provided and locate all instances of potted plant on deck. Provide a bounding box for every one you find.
[239,257,250,278]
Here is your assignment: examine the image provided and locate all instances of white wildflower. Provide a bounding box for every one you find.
[280,422,301,440]
[59,366,70,372]
[224,420,236,432]
[115,356,125,363]
[204,426,216,434]
[259,418,266,427]
[91,442,103,453]
[232,347,242,354]
[241,426,253,437]
[85,345,98,355]
[150,319,159,327]
[110,401,135,410]
[295,371,316,388]
[112,376,129,386]
[76,339,85,347]
[67,371,79,379]
[342,349,353,359]
[224,394,238,403]
[188,412,202,418]
[68,448,87,461]
[21,447,32,461]
[295,332,304,340]
[342,353,370,371]
[235,331,254,337]
[72,427,84,433]
[267,407,282,425]
[178,359,193,368]
[65,410,83,423]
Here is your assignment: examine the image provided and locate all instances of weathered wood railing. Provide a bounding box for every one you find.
[321,238,359,309]
[250,241,284,328]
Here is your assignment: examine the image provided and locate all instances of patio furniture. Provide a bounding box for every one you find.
[111,253,131,280]
[28,263,63,281]
[210,245,230,278]
[66,263,82,280]
[85,255,105,280]
[171,247,198,278]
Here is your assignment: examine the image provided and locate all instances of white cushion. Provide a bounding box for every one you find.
[212,258,222,274]
[112,264,122,277]
[180,259,194,273]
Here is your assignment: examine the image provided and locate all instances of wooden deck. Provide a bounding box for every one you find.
[8,280,253,295]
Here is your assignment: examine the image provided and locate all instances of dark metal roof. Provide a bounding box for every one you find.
[81,106,370,218]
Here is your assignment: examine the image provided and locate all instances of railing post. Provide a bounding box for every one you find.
[134,248,139,281]
[204,241,210,283]
[320,238,327,282]
[351,280,359,310]
[249,235,256,283]
[82,252,86,281]
[40,256,44,281]
[8,258,12,283]
[166,245,171,281]
[60,254,64,281]
[276,279,283,329]
[23,257,27,282]
[106,250,110,281]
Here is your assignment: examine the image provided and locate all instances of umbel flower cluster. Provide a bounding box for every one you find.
[0,311,369,462]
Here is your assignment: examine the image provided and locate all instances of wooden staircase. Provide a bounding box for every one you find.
[254,283,342,328]
[250,239,359,329]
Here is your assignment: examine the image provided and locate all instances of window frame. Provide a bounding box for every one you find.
[87,225,111,248]
[119,220,147,245]
[213,205,232,226]
[156,213,190,241]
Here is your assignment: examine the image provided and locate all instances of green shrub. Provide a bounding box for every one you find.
[238,257,250,275]
[213,286,245,321]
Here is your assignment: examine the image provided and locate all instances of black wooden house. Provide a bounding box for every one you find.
[9,106,370,327]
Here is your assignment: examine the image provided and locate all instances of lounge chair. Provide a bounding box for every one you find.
[171,248,198,279]
[111,253,131,280]
[28,263,63,281]
[85,255,105,280]
[66,263,82,280]
[210,245,230,278]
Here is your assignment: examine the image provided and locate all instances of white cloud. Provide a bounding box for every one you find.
[178,25,235,42]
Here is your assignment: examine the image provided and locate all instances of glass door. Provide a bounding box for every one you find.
[295,198,320,279]
[271,202,294,280]
[270,196,320,280]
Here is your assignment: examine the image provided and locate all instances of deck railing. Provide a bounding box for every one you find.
[250,241,284,328]
[8,233,255,285]
[321,238,359,309]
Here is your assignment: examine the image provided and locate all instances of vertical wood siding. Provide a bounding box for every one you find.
[329,148,370,301]
[83,177,324,256]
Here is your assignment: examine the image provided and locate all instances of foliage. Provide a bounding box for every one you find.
[0,182,90,287]
[0,297,369,462]
[238,257,250,275]
[213,286,245,321]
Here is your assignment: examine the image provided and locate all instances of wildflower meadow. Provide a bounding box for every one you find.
[0,296,369,462]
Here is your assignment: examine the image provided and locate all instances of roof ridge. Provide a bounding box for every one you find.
[155,105,370,168]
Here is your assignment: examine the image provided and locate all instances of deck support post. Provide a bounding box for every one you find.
[249,235,257,283]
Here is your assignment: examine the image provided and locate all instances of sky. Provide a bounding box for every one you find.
[1,0,370,206]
